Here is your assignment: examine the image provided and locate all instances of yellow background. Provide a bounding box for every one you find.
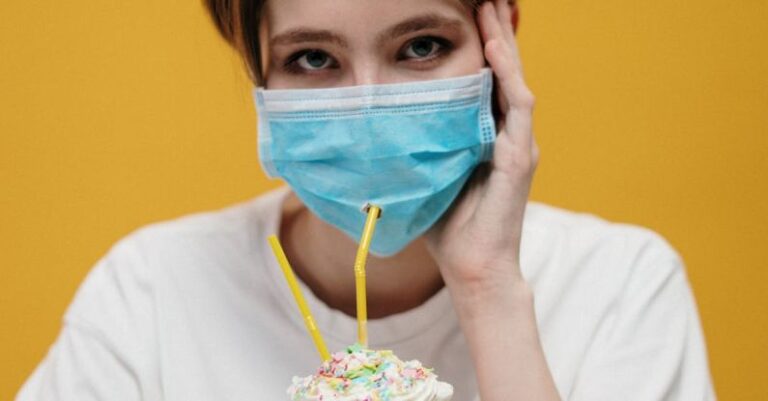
[1,0,766,399]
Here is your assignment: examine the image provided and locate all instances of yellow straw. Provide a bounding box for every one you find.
[354,204,381,347]
[267,235,331,362]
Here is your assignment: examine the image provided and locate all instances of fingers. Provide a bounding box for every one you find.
[477,2,498,46]
[479,2,530,100]
[476,1,537,163]
[494,0,516,52]
[477,3,511,112]
[479,2,524,76]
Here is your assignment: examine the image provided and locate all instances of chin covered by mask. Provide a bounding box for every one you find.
[253,68,496,256]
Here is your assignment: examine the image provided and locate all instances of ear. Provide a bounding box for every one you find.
[511,2,520,33]
[259,14,270,85]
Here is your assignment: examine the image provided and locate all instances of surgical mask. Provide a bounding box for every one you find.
[254,68,496,256]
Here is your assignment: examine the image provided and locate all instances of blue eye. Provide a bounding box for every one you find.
[402,37,447,60]
[296,50,333,70]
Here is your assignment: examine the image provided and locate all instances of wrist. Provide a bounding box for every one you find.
[443,267,534,320]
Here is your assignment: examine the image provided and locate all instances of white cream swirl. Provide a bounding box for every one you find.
[288,344,453,401]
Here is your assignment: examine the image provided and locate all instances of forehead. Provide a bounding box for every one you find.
[264,0,474,41]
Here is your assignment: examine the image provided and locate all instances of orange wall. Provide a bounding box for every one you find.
[1,0,766,399]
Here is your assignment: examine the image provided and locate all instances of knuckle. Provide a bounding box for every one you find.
[518,90,536,109]
[512,152,532,171]
[531,152,540,171]
[484,39,500,56]
[512,146,538,174]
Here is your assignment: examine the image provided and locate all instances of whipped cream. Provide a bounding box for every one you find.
[288,344,453,401]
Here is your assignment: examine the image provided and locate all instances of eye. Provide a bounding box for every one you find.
[400,37,451,60]
[290,50,333,70]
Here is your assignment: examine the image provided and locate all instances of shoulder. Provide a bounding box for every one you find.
[521,201,687,313]
[126,188,286,254]
[524,200,682,269]
[64,188,288,322]
[102,188,289,276]
[526,203,716,399]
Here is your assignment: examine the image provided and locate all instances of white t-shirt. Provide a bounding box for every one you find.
[17,188,716,400]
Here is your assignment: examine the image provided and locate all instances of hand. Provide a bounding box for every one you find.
[427,0,539,289]
[424,6,560,400]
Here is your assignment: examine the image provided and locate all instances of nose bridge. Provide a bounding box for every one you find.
[351,59,382,86]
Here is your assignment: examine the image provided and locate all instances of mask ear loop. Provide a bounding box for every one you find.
[354,203,382,347]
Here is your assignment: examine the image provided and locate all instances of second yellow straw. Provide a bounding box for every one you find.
[354,204,381,347]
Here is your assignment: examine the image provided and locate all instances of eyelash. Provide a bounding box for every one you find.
[282,36,455,75]
[398,36,454,62]
[283,49,337,75]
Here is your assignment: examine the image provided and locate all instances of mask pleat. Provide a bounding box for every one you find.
[254,68,496,256]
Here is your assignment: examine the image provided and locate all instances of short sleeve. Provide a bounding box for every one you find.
[16,234,162,400]
[569,234,717,400]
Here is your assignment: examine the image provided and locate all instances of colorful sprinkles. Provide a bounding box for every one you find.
[288,344,437,401]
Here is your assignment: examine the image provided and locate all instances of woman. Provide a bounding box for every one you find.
[17,0,715,400]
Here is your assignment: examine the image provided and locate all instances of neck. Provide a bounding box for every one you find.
[279,192,444,319]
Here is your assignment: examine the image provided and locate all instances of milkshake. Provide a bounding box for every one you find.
[288,344,453,401]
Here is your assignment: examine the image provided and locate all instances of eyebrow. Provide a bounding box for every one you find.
[269,13,464,49]
[270,29,348,49]
[376,13,463,45]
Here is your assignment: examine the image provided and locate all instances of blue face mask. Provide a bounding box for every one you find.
[254,68,496,256]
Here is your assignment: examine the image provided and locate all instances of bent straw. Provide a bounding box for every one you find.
[267,235,331,362]
[354,204,381,347]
